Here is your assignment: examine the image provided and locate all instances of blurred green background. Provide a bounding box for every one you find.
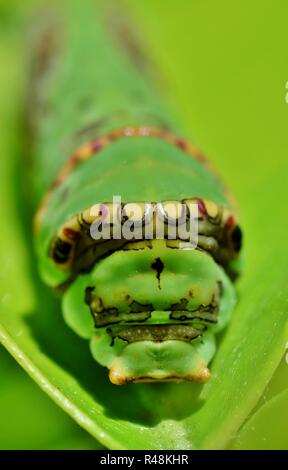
[0,0,288,449]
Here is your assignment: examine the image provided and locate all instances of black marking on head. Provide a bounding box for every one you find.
[85,291,153,328]
[231,225,242,252]
[52,238,72,264]
[84,286,95,305]
[151,257,164,290]
[129,300,153,313]
[170,298,189,311]
[109,323,205,344]
[217,280,224,297]
[169,300,219,324]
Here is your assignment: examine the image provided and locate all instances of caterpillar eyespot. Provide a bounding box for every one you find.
[30,0,242,385]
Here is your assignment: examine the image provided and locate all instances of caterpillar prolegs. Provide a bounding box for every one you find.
[29,0,242,385]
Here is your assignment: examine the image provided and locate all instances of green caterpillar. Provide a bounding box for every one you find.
[29,0,242,385]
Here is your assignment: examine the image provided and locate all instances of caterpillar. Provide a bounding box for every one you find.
[29,0,242,385]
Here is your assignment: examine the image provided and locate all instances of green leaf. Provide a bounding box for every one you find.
[0,349,102,450]
[1,0,288,450]
[227,356,288,449]
[229,388,288,450]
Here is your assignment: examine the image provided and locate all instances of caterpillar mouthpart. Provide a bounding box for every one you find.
[107,340,211,385]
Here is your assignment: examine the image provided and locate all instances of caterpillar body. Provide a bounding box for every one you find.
[29,0,242,385]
